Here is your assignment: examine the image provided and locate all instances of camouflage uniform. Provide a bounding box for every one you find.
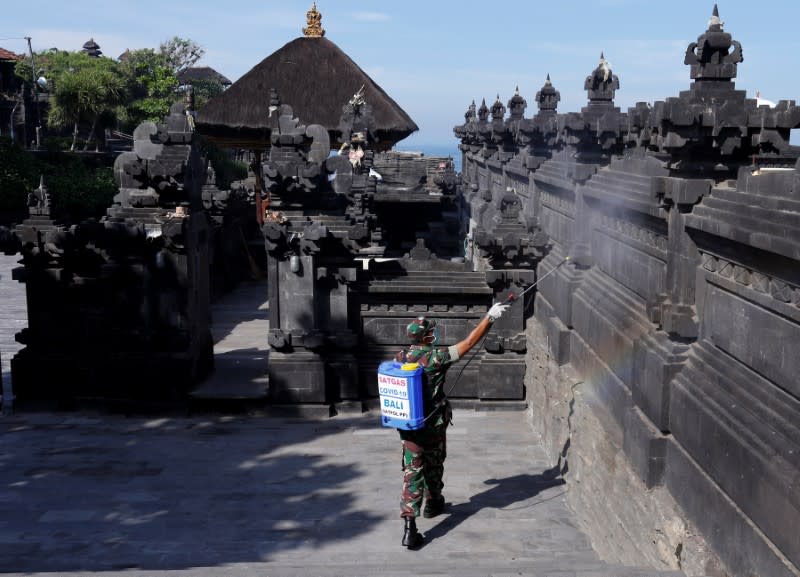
[395,343,457,518]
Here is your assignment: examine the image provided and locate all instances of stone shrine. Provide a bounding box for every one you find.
[9,99,214,400]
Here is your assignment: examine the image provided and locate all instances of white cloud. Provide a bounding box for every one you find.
[353,12,390,22]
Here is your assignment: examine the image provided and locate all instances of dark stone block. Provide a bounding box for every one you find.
[699,279,799,398]
[623,406,667,488]
[268,352,326,403]
[534,298,571,365]
[443,364,479,399]
[536,255,581,328]
[630,333,689,432]
[477,355,525,400]
[652,176,712,207]
[572,271,649,389]
[570,332,631,433]
[326,354,359,400]
[665,438,797,577]
[670,343,800,571]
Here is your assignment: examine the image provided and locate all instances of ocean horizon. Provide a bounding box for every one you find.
[394,142,462,173]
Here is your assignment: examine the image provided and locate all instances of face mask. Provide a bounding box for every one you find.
[425,327,440,346]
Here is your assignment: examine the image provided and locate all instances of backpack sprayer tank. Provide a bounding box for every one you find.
[377,361,425,430]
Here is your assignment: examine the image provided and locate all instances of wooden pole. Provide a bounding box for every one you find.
[253,150,264,225]
[25,37,41,147]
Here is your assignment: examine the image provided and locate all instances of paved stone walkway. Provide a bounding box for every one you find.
[191,281,270,401]
[0,253,26,412]
[0,408,689,577]
[0,264,688,577]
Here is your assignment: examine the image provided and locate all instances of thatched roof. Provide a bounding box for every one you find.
[195,36,418,150]
[177,66,232,86]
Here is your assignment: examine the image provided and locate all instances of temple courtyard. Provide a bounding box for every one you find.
[0,255,683,577]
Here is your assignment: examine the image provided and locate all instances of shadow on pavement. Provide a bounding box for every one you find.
[0,414,383,573]
[421,472,566,545]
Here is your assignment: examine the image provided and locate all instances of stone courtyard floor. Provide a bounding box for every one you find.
[0,255,687,576]
[0,408,691,577]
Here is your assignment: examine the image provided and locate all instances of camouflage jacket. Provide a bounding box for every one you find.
[395,345,458,427]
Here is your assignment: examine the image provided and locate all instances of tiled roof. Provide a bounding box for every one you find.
[0,48,22,61]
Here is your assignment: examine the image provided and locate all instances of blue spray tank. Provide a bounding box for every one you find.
[377,360,425,430]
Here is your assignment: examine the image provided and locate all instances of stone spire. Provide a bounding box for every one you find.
[507,86,527,121]
[491,94,506,122]
[584,52,619,103]
[477,99,489,122]
[27,174,50,216]
[464,100,477,123]
[708,3,722,29]
[303,2,326,38]
[535,74,560,113]
[684,4,742,81]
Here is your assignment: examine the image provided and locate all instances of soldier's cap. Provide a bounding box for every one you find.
[407,316,436,343]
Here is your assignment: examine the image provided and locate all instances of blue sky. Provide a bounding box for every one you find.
[2,1,799,146]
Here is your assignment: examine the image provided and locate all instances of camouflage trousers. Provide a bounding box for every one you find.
[398,423,448,518]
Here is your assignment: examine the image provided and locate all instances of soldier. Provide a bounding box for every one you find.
[395,301,510,548]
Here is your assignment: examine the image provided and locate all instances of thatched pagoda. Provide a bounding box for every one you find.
[195,3,418,151]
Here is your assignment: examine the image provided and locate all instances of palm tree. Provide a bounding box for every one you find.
[81,68,124,151]
[47,70,84,150]
[46,58,124,151]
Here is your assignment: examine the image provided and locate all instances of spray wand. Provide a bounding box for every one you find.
[500,255,571,306]
[423,255,572,423]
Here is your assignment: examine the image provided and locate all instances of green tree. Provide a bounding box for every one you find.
[0,137,37,212]
[42,154,116,218]
[16,51,124,150]
[0,138,116,219]
[117,48,179,129]
[46,56,124,151]
[203,141,248,190]
[159,37,204,75]
[190,77,227,110]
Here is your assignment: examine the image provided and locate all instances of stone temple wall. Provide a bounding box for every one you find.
[454,9,799,577]
[7,101,216,402]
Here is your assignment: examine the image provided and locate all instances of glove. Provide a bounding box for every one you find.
[486,302,510,322]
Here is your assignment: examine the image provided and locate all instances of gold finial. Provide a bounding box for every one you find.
[303,2,325,38]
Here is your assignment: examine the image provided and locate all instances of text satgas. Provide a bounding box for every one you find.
[378,374,409,387]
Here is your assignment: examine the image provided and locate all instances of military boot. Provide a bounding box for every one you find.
[402,517,423,549]
[423,495,445,518]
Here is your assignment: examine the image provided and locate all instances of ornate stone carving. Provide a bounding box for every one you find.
[584,53,619,103]
[684,5,742,81]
